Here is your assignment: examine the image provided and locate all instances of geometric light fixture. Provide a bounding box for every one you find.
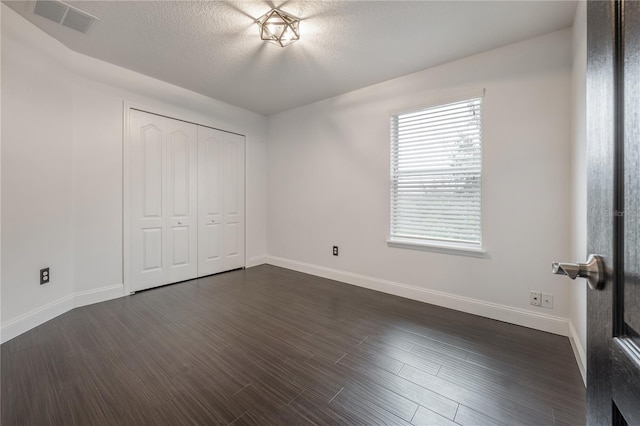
[256,8,300,47]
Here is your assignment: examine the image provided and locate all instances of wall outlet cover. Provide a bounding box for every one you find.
[40,267,50,285]
[529,291,542,307]
[332,246,339,256]
[542,293,553,309]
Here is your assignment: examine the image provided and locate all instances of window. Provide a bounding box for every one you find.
[389,95,483,252]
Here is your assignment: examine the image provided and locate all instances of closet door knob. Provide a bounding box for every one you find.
[177,221,183,225]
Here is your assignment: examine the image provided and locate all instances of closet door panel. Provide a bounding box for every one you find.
[166,120,198,283]
[142,126,163,218]
[142,228,163,271]
[222,133,245,271]
[197,126,225,276]
[169,130,190,216]
[224,224,239,257]
[130,110,167,291]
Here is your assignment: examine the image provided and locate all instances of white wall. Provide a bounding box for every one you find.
[1,5,268,341]
[267,29,574,335]
[2,15,75,322]
[569,0,588,383]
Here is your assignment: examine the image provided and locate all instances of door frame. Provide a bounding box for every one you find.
[122,101,248,295]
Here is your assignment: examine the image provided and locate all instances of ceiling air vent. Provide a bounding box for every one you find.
[33,0,99,34]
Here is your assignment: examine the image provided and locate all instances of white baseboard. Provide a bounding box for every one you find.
[1,294,74,344]
[246,256,267,268]
[73,284,125,308]
[568,320,587,386]
[265,256,570,337]
[1,283,125,344]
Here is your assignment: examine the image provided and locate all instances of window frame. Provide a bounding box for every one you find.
[387,90,486,257]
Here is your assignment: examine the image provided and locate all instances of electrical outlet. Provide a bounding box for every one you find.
[40,267,50,285]
[542,293,553,309]
[333,246,339,256]
[529,291,542,306]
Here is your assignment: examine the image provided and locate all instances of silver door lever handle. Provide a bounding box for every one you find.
[552,254,605,290]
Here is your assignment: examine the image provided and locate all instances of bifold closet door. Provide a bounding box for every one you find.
[198,126,245,276]
[129,110,198,291]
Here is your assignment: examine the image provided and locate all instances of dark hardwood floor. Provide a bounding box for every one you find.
[1,265,586,425]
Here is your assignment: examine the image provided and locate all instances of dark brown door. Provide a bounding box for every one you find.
[587,1,640,424]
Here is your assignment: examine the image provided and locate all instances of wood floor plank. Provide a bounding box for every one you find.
[358,338,442,375]
[300,354,420,421]
[231,383,313,425]
[412,340,585,404]
[288,389,369,426]
[344,377,419,422]
[411,406,458,426]
[229,410,267,426]
[365,334,417,352]
[398,363,554,425]
[331,386,413,426]
[465,350,585,397]
[0,265,585,425]
[552,405,588,426]
[454,404,508,426]
[215,347,304,405]
[337,353,459,420]
[437,363,584,415]
[345,344,408,375]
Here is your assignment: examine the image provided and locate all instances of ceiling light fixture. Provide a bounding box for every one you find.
[256,8,300,47]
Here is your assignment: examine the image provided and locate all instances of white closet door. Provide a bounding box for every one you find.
[197,126,225,275]
[130,110,166,290]
[129,110,198,291]
[222,132,245,271]
[165,119,198,283]
[197,127,245,276]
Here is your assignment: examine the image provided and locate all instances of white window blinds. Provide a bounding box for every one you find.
[390,97,483,248]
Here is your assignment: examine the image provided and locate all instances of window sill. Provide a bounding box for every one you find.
[386,238,488,258]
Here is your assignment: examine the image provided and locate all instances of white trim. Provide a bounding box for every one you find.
[123,101,247,138]
[73,284,125,308]
[568,320,587,386]
[1,284,125,344]
[1,295,74,344]
[123,101,132,295]
[387,238,487,258]
[389,87,486,117]
[243,135,248,270]
[265,256,570,336]
[246,256,267,268]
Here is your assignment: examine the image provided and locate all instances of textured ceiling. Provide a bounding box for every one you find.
[4,1,577,115]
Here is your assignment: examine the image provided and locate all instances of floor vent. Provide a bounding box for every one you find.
[33,0,99,34]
